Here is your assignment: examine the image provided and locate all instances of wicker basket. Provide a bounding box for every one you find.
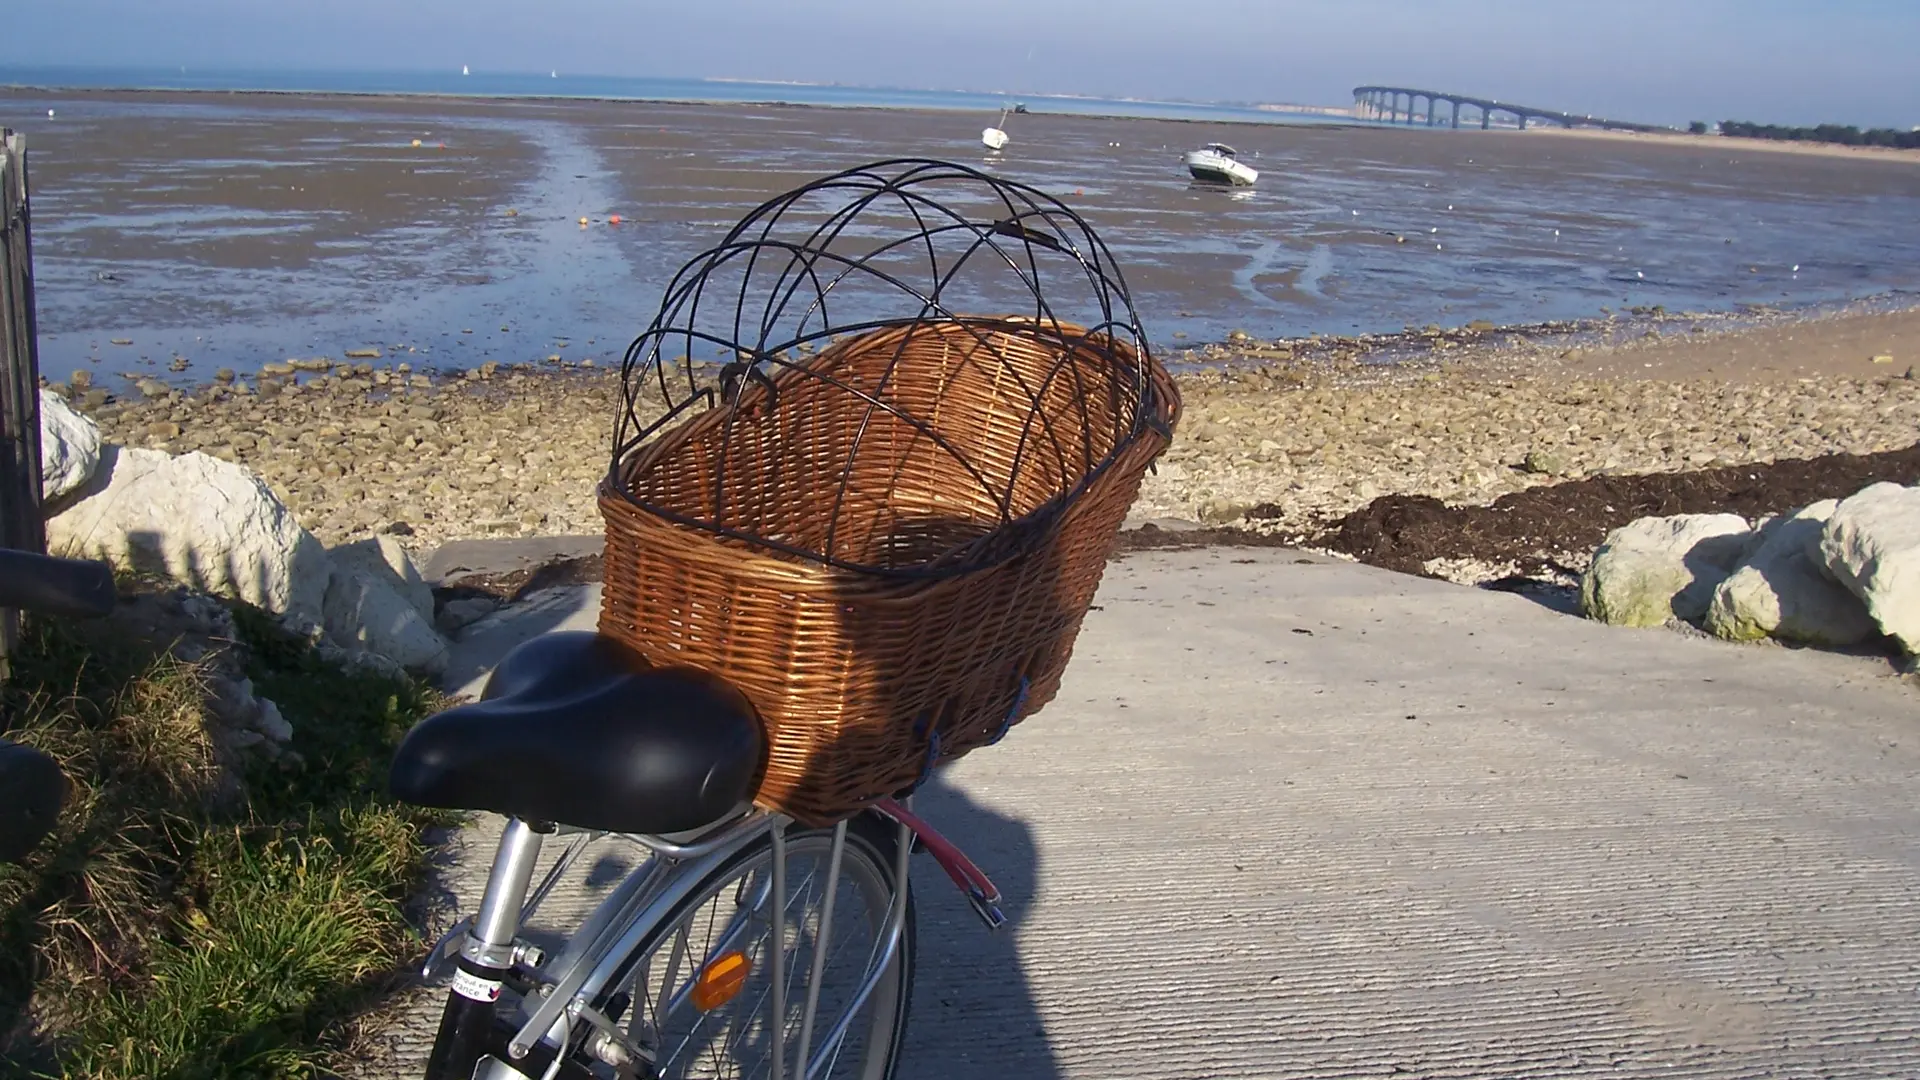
[600,318,1178,823]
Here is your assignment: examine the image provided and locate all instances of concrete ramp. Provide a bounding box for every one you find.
[367,547,1920,1079]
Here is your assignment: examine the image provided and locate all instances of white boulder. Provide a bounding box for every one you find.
[1707,500,1878,646]
[1819,482,1920,653]
[47,447,330,629]
[1580,513,1754,628]
[323,562,448,675]
[329,535,434,624]
[39,389,101,505]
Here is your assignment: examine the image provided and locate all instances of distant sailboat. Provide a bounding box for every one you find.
[551,70,558,78]
[462,64,470,76]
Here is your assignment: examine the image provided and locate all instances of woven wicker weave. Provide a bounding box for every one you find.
[601,320,1177,823]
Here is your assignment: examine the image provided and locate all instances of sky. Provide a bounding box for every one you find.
[4,0,1918,128]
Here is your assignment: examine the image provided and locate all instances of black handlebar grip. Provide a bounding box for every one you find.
[0,548,116,618]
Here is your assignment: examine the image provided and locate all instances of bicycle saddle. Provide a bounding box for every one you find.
[388,632,765,835]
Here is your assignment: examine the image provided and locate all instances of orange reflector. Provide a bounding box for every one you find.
[691,951,752,1012]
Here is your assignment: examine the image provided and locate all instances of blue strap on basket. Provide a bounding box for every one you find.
[909,675,1029,790]
[913,730,942,789]
[987,677,1030,746]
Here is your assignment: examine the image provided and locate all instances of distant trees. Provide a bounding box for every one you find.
[1718,120,1920,150]
[1687,121,1709,135]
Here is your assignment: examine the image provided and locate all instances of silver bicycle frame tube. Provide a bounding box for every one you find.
[793,820,848,1071]
[469,820,546,961]
[803,816,913,1080]
[770,822,788,1080]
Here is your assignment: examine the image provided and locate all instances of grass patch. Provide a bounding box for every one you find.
[1,592,449,1078]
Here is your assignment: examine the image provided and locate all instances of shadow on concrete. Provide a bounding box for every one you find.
[895,774,1060,1080]
[436,584,601,698]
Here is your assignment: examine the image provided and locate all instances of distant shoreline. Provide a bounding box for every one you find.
[1522,124,1920,165]
[0,81,1368,131]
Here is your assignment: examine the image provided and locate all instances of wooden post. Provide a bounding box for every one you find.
[0,130,46,678]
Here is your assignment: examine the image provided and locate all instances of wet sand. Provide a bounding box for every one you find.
[7,88,1920,385]
[1563,304,1919,381]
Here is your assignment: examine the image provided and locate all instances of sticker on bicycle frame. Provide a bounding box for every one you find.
[451,967,503,1003]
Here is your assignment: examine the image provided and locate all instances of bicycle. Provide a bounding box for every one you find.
[389,158,1173,1080]
[390,630,1004,1080]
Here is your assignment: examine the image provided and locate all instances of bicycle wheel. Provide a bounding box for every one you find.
[594,816,915,1080]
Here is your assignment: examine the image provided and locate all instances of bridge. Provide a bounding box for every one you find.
[1352,86,1670,134]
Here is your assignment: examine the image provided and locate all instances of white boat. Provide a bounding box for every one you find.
[1183,143,1258,186]
[462,65,470,76]
[981,106,1012,151]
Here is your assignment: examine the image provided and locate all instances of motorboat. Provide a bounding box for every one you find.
[982,106,1012,151]
[1183,143,1258,186]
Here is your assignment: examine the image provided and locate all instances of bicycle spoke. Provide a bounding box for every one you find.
[607,829,901,1080]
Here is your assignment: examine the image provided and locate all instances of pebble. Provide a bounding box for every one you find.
[82,330,1920,557]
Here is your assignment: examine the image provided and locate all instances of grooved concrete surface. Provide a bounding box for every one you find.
[354,548,1920,1079]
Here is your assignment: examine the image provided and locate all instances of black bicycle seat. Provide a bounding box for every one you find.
[388,632,765,835]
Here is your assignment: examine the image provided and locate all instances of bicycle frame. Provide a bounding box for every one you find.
[424,809,914,1080]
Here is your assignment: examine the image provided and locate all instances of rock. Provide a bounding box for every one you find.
[214,368,235,383]
[82,389,109,410]
[70,370,92,391]
[253,699,293,743]
[39,389,102,504]
[261,362,294,377]
[209,675,261,727]
[1707,500,1877,646]
[322,562,448,674]
[329,535,434,624]
[47,446,331,630]
[344,348,382,359]
[1468,319,1496,332]
[1520,449,1565,476]
[1819,482,1920,652]
[1580,513,1753,627]
[436,596,500,635]
[1198,497,1249,525]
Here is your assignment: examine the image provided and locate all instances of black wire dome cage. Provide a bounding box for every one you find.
[605,157,1175,579]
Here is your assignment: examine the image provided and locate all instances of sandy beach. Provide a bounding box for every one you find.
[1525,125,1920,166]
[8,86,1918,587]
[9,88,1920,385]
[60,303,1920,580]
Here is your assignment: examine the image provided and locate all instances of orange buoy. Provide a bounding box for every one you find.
[608,214,622,225]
